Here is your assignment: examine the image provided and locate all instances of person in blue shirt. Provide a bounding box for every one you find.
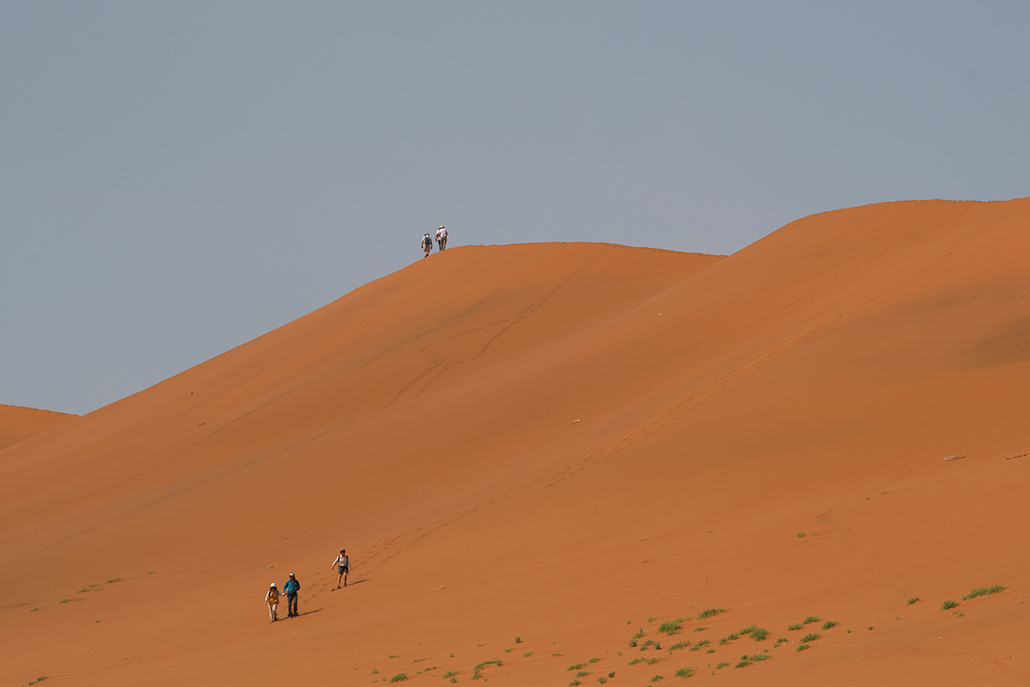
[283,572,301,618]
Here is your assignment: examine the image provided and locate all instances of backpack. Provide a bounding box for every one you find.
[423,235,432,248]
[268,588,279,604]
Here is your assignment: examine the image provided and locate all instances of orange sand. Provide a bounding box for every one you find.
[2,200,1030,685]
[0,404,76,451]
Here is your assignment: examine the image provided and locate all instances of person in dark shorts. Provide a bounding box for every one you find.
[331,549,350,589]
[422,232,433,258]
[283,572,301,617]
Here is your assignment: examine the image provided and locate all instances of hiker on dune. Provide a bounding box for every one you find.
[435,225,447,251]
[422,232,433,258]
[283,572,301,618]
[265,583,280,622]
[331,548,350,589]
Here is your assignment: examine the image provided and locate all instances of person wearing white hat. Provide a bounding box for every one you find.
[435,225,448,251]
[264,583,280,622]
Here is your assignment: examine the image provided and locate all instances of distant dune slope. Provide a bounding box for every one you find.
[3,200,1030,687]
[0,404,76,450]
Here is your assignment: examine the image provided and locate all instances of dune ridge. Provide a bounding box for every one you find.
[0,404,76,451]
[3,200,1030,686]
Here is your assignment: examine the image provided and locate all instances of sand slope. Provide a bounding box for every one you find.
[3,200,1030,686]
[0,404,76,451]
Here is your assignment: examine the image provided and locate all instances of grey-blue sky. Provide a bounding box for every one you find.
[2,1,1027,414]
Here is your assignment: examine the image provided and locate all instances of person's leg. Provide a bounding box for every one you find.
[344,567,349,586]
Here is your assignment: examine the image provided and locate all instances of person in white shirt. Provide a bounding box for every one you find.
[435,225,448,251]
[331,549,350,589]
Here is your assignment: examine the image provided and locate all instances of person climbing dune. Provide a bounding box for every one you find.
[331,548,350,589]
[265,583,280,622]
[283,572,300,617]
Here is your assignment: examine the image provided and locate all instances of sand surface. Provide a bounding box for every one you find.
[0,404,76,452]
[3,200,1030,686]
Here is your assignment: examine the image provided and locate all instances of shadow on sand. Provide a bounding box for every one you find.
[331,579,370,591]
[291,608,323,618]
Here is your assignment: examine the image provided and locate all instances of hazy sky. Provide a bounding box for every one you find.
[3,2,1028,415]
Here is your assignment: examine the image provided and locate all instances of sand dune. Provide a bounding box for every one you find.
[3,200,1029,686]
[0,404,76,451]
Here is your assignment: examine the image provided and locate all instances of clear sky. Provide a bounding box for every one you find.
[3,1,1028,415]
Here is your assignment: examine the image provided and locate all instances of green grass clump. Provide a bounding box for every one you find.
[821,621,837,630]
[800,633,821,643]
[789,616,820,631]
[669,641,690,652]
[658,619,684,635]
[735,653,770,668]
[576,670,589,678]
[650,676,664,683]
[389,674,408,683]
[587,658,601,664]
[963,585,1006,600]
[696,608,725,620]
[472,659,502,680]
[941,599,959,610]
[775,638,788,646]
[796,644,810,652]
[674,666,694,678]
[568,663,586,671]
[907,597,920,605]
[715,662,730,669]
[107,577,121,584]
[442,671,459,680]
[749,627,769,641]
[689,640,710,652]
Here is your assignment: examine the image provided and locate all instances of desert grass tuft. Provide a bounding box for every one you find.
[658,619,684,635]
[696,608,725,620]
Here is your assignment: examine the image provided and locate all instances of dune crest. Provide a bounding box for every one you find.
[0,404,76,451]
[3,201,1030,686]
